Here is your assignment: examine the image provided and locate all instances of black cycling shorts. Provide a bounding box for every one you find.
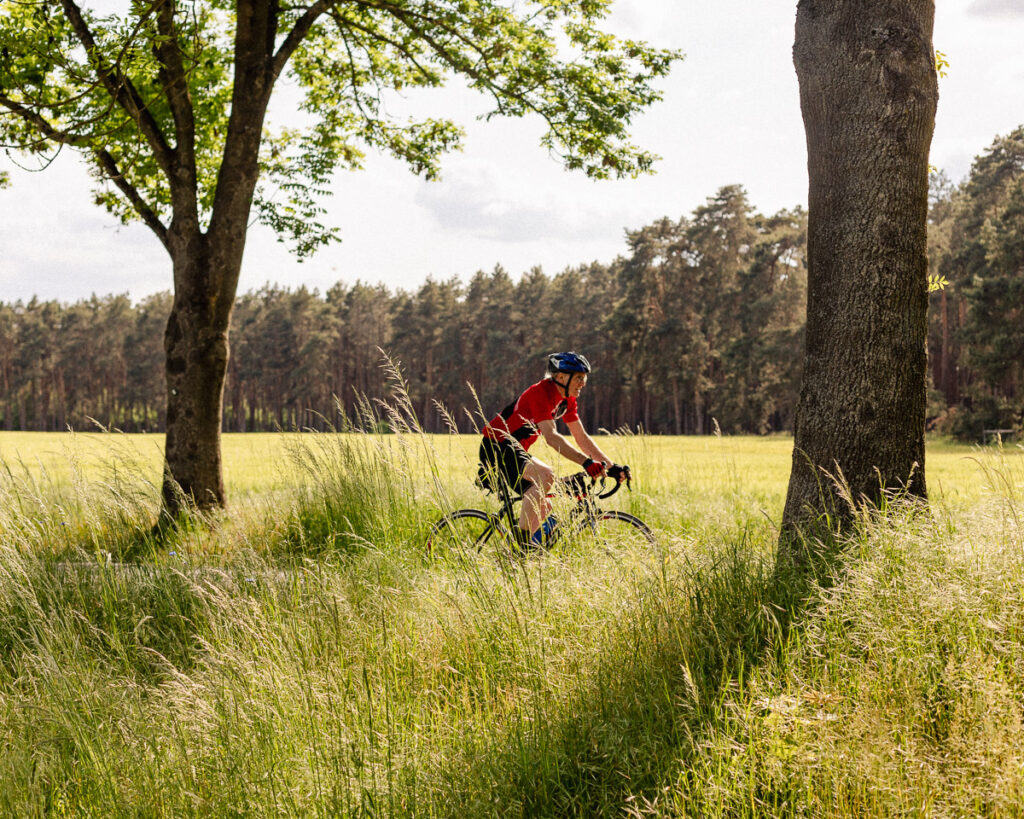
[478,438,532,495]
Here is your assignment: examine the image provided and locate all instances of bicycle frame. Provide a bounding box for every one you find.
[489,472,622,544]
[426,467,650,557]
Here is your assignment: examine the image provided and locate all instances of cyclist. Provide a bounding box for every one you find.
[479,351,618,548]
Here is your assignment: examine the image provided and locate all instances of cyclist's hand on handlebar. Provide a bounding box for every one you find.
[582,458,606,479]
[607,463,632,485]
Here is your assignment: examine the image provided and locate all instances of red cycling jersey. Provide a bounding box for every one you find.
[483,378,579,451]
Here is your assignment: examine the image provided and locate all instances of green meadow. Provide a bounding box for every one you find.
[1,427,1023,816]
[0,429,1000,511]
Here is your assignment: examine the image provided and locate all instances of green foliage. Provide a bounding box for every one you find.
[0,292,169,432]
[0,0,680,255]
[964,181,1024,387]
[929,125,1024,439]
[611,186,808,434]
[0,0,231,223]
[0,188,807,436]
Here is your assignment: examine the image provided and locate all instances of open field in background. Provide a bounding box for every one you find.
[2,429,1024,816]
[0,430,1016,516]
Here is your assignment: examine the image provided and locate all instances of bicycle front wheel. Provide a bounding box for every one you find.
[426,509,504,558]
[590,511,656,549]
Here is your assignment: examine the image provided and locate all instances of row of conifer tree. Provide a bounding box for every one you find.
[2,127,1022,438]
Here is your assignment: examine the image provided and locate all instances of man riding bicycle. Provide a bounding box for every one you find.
[479,351,625,548]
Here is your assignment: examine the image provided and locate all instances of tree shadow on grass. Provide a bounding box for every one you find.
[425,529,840,817]
[0,553,218,685]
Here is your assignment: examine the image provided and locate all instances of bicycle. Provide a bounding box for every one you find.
[426,464,655,558]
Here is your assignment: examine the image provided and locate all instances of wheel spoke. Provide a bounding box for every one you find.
[427,505,653,561]
[588,511,656,551]
[427,510,502,558]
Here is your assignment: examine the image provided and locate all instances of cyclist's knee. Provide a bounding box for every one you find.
[524,460,554,489]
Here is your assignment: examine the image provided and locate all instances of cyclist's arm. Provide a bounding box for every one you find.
[566,419,612,465]
[537,419,590,466]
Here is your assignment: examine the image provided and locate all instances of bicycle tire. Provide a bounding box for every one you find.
[426,509,504,557]
[590,510,656,548]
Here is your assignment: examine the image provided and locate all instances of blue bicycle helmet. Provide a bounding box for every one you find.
[547,351,592,375]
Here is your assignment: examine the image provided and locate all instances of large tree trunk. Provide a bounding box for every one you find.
[671,377,682,435]
[162,233,232,513]
[159,0,274,516]
[161,198,262,513]
[781,0,938,551]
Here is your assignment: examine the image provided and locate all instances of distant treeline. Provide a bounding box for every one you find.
[927,126,1024,441]
[0,186,807,435]
[4,124,1024,439]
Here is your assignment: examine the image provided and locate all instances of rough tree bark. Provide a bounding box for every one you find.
[780,0,938,553]
[161,0,274,514]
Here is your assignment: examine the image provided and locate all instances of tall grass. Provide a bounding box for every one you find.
[653,492,1024,817]
[1,401,1024,815]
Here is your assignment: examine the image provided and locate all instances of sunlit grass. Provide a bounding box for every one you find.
[1,425,1023,816]
[1,430,1014,511]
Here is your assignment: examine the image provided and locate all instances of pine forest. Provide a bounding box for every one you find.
[3,126,1023,441]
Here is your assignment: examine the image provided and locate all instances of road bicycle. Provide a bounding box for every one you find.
[426,464,655,558]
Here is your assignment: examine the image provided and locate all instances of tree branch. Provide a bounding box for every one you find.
[153,0,196,188]
[95,149,171,248]
[334,25,375,121]
[272,0,336,80]
[58,0,178,178]
[349,0,572,146]
[0,77,135,150]
[352,0,500,70]
[0,92,169,247]
[0,92,92,148]
[330,9,439,87]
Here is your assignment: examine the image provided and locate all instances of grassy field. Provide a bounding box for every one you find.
[1,428,1024,816]
[0,428,1006,511]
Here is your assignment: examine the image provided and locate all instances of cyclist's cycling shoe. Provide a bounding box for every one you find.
[529,516,560,550]
[509,517,560,557]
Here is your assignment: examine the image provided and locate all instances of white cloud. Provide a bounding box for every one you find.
[968,0,1024,19]
[1,158,167,303]
[414,160,632,243]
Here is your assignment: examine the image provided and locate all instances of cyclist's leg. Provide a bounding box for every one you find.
[480,439,534,547]
[477,440,504,492]
[521,457,555,534]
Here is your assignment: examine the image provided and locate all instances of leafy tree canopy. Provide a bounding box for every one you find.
[0,0,680,256]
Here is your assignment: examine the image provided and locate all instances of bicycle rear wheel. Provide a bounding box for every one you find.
[426,509,505,558]
[589,510,656,549]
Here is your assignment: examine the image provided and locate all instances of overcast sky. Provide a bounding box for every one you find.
[3,0,1024,304]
